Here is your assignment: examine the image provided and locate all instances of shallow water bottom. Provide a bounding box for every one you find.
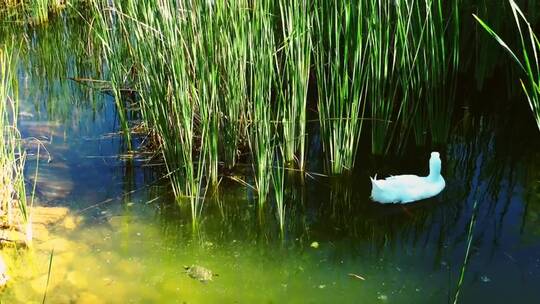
[1,208,458,304]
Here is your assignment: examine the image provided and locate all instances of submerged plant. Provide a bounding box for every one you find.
[474,0,540,131]
[272,148,286,234]
[453,200,478,304]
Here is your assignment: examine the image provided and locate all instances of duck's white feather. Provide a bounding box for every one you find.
[370,152,446,204]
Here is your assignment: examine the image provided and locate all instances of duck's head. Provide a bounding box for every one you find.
[428,152,442,178]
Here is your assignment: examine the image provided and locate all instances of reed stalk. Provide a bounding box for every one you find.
[474,0,540,131]
[367,0,401,154]
[452,200,478,304]
[0,43,29,240]
[424,0,460,144]
[85,0,465,222]
[314,0,368,174]
[91,1,133,150]
[187,3,220,186]
[385,0,425,152]
[91,0,209,225]
[248,0,276,206]
[272,148,285,234]
[215,0,249,170]
[278,0,311,170]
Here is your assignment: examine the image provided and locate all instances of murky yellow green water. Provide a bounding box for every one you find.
[3,209,440,304]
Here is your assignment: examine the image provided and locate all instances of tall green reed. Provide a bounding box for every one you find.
[474,0,540,131]
[30,0,48,23]
[0,0,71,23]
[90,1,132,150]
[386,0,426,152]
[452,200,478,304]
[0,44,30,241]
[139,0,208,226]
[423,0,460,145]
[277,0,311,170]
[272,148,285,234]
[380,0,460,147]
[215,0,249,170]
[187,3,220,186]
[366,0,401,154]
[314,0,368,174]
[91,0,210,226]
[248,0,276,206]
[85,0,465,227]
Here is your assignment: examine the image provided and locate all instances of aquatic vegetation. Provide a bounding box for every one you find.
[95,19,133,150]
[313,0,368,174]
[29,0,48,23]
[248,0,277,207]
[90,0,207,225]
[0,44,30,240]
[277,0,311,170]
[215,0,249,170]
[41,248,55,303]
[423,0,460,145]
[79,0,531,228]
[367,0,401,154]
[272,148,286,233]
[474,0,540,131]
[387,0,425,151]
[453,200,478,304]
[0,0,72,23]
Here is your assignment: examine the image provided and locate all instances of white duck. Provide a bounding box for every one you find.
[370,152,445,204]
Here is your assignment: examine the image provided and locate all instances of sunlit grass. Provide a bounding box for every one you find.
[248,0,276,207]
[215,0,249,170]
[0,0,74,23]
[278,0,311,170]
[0,43,30,242]
[313,0,368,174]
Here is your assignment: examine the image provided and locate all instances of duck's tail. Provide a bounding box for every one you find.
[370,174,381,195]
[370,174,380,187]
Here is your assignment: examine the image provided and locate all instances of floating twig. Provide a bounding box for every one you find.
[348,273,366,281]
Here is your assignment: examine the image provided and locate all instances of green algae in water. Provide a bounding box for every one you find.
[1,210,440,304]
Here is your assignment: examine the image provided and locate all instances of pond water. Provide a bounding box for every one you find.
[2,17,540,304]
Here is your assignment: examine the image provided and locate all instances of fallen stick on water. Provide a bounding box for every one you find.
[348,273,366,280]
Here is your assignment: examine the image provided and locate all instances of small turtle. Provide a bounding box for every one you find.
[184,265,217,283]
